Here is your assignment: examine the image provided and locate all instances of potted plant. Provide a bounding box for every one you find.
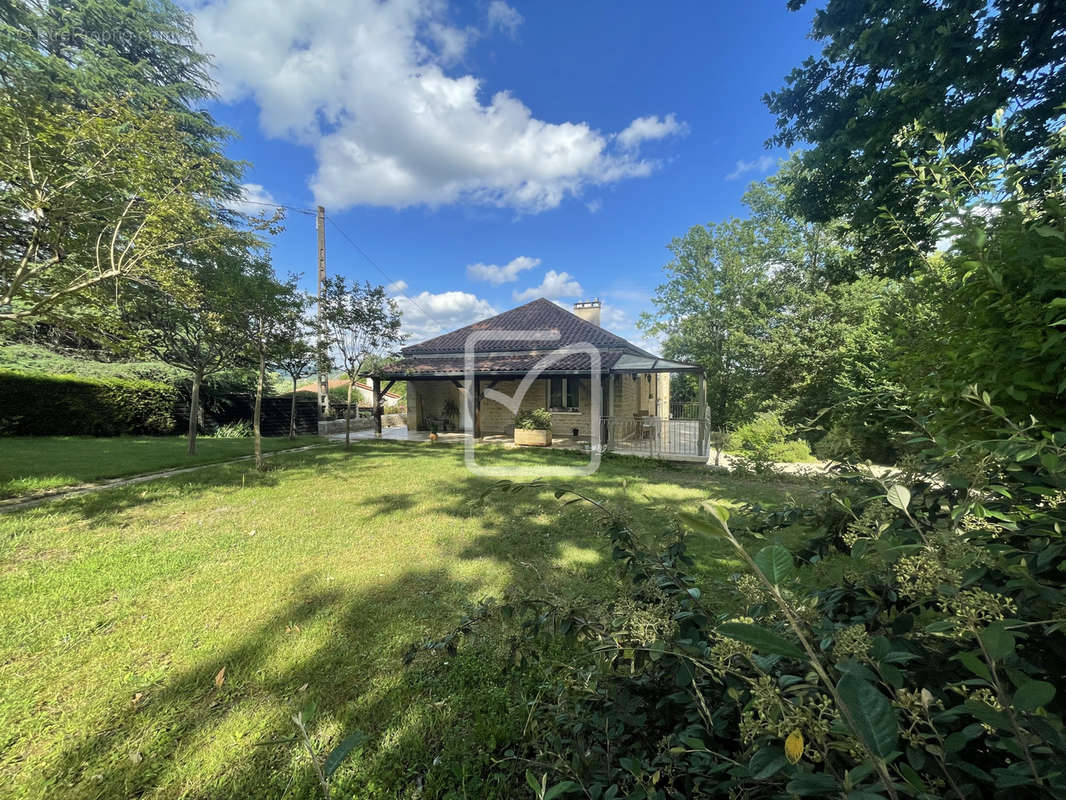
[428,421,439,442]
[513,408,552,446]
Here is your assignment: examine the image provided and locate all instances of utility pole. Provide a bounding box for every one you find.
[316,205,331,416]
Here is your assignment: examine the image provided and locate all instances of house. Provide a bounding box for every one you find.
[366,298,711,461]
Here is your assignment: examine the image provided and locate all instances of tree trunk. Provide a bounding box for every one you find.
[188,370,201,455]
[289,376,298,439]
[254,351,265,470]
[345,377,353,447]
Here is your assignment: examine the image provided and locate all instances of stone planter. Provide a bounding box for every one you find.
[514,428,552,447]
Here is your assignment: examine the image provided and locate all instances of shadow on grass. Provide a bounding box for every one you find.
[33,439,824,799]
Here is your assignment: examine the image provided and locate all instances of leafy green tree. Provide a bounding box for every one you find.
[317,278,403,447]
[271,289,317,440]
[0,0,237,186]
[238,268,303,469]
[880,123,1066,440]
[0,97,243,329]
[121,252,253,454]
[766,0,1066,272]
[644,163,885,439]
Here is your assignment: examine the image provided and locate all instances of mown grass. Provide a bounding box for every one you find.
[0,435,325,498]
[0,440,820,799]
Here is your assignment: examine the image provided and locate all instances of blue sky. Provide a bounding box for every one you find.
[191,0,819,349]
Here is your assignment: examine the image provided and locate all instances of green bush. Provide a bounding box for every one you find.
[210,420,253,438]
[411,410,1066,798]
[0,369,177,435]
[729,411,813,464]
[768,438,814,462]
[514,408,552,430]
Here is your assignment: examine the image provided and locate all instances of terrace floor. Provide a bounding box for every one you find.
[332,423,712,463]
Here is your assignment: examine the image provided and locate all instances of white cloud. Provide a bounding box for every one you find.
[466,255,539,284]
[725,155,776,180]
[225,182,277,215]
[514,270,583,302]
[616,114,687,150]
[486,1,522,36]
[385,279,409,294]
[393,289,497,342]
[193,0,683,213]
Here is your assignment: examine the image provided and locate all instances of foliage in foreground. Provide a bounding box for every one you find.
[413,400,1066,798]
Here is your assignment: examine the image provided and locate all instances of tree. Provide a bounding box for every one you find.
[0,0,238,192]
[766,0,1066,273]
[121,252,252,454]
[0,0,259,334]
[238,268,303,469]
[317,278,403,447]
[0,97,248,329]
[643,163,858,425]
[271,289,317,440]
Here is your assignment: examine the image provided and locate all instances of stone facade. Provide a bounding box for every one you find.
[407,373,670,437]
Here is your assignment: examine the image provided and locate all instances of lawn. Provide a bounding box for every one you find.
[0,435,325,499]
[0,440,819,799]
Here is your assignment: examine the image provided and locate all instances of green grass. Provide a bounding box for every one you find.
[0,435,325,499]
[0,441,819,799]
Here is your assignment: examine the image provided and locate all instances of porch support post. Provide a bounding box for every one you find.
[473,378,481,438]
[373,377,382,437]
[697,371,708,456]
[607,372,616,450]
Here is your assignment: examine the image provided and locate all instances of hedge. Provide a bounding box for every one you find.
[0,369,178,436]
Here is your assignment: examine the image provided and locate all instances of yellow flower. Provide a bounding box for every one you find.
[785,729,804,764]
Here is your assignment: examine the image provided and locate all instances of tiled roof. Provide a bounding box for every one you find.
[368,297,701,379]
[373,350,624,379]
[402,298,653,356]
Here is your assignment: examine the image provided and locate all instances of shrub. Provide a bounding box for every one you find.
[0,369,177,435]
[768,438,814,462]
[210,420,253,438]
[407,397,1066,798]
[514,408,552,430]
[729,411,813,466]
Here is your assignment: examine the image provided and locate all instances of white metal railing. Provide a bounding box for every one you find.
[600,415,710,460]
[668,402,703,420]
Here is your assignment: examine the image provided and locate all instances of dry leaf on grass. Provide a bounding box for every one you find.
[214,667,226,689]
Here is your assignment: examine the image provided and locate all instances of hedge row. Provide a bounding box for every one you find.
[0,369,178,436]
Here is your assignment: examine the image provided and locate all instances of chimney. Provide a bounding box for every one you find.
[573,298,601,327]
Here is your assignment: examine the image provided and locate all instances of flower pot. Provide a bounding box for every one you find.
[514,428,551,447]
[428,432,438,442]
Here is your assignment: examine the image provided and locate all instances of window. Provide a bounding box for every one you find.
[548,377,580,411]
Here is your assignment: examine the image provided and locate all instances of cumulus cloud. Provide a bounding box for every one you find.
[725,154,776,180]
[225,182,277,215]
[616,114,687,150]
[514,270,583,302]
[385,279,409,294]
[487,1,522,36]
[193,0,683,212]
[466,255,540,284]
[393,289,497,342]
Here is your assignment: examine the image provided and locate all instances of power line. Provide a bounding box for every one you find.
[234,194,445,332]
[325,215,440,327]
[235,198,317,216]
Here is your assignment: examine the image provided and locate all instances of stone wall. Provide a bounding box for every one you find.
[407,373,673,437]
[317,413,405,435]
